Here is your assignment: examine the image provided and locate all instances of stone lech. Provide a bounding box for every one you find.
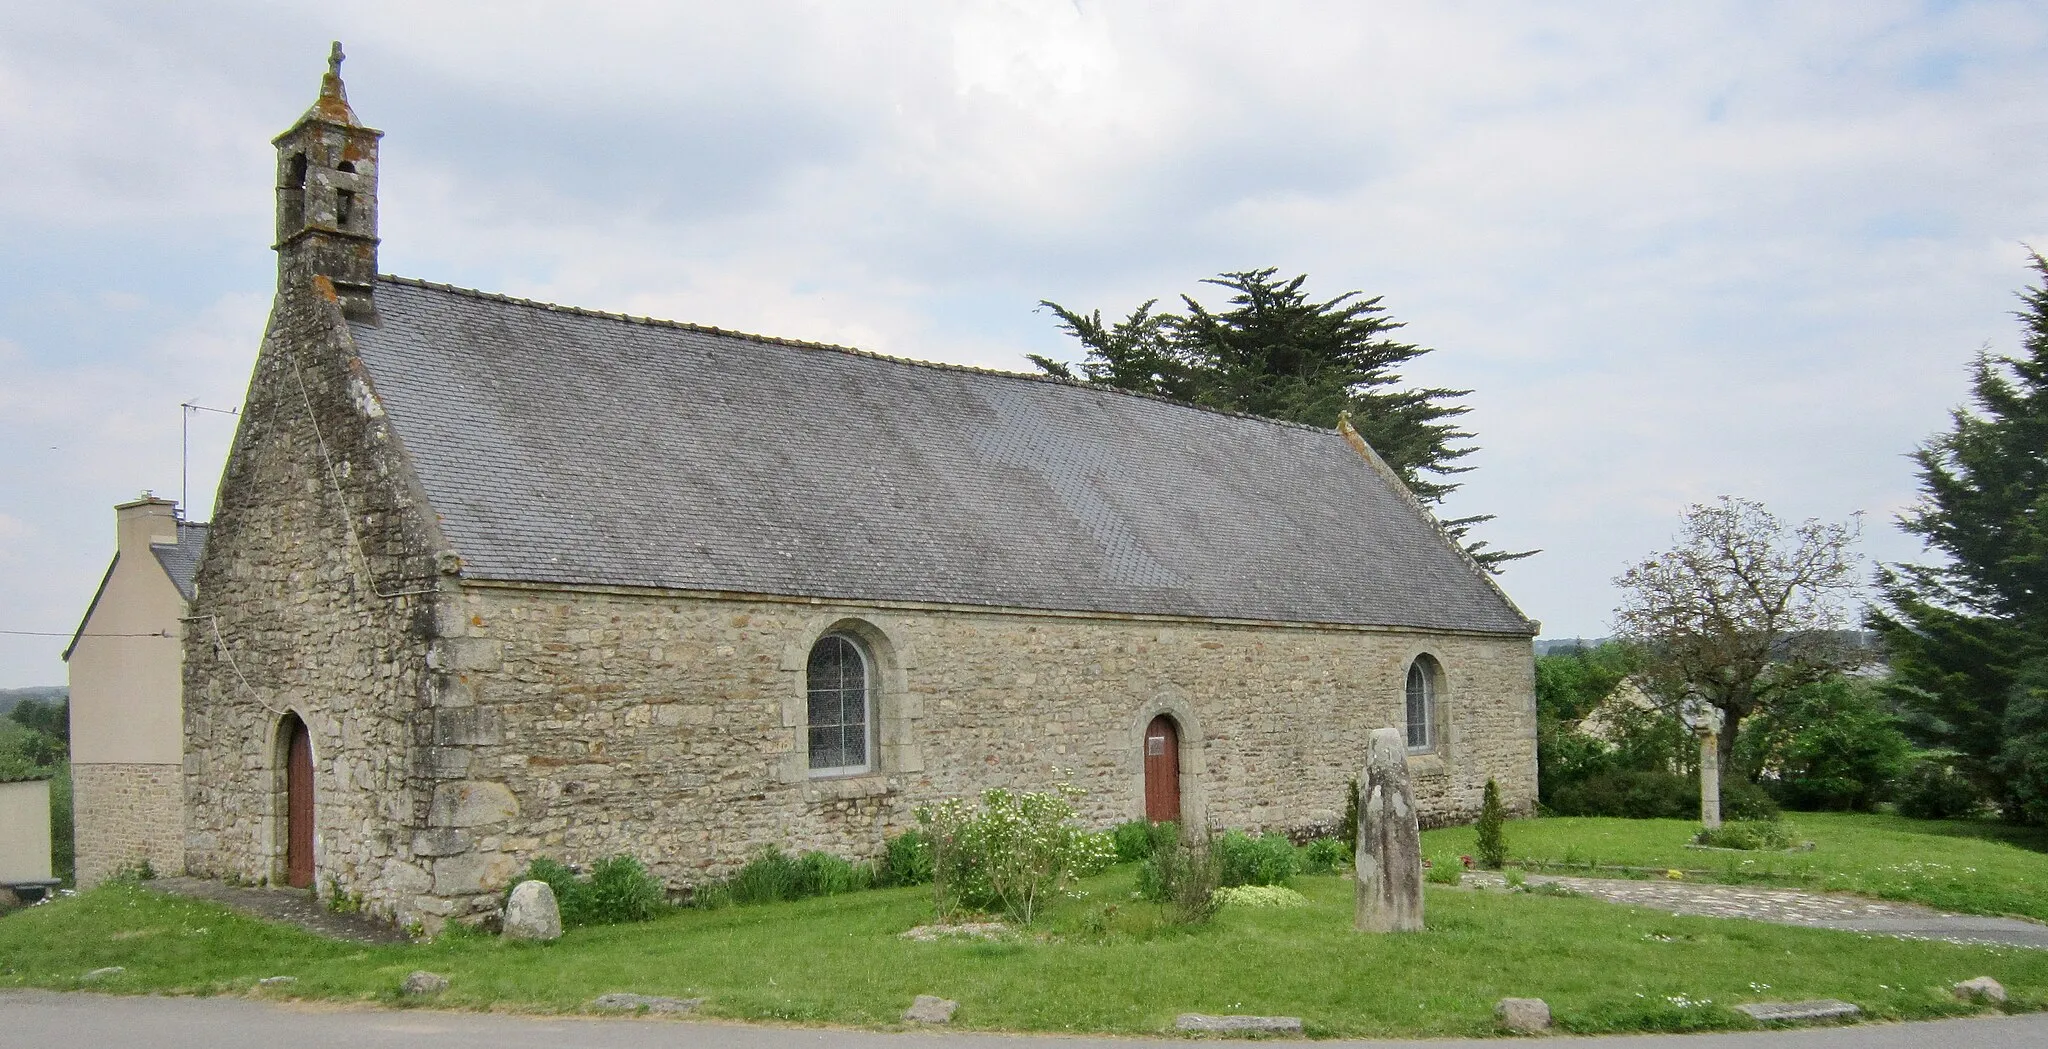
[1174,1014,1304,1036]
[588,993,700,1015]
[1355,726,1424,932]
[502,879,561,941]
[1733,1000,1861,1023]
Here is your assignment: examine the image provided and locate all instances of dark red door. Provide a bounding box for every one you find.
[1143,715,1181,823]
[286,717,314,889]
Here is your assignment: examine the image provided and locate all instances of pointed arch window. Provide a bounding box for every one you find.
[807,633,872,774]
[1405,657,1439,751]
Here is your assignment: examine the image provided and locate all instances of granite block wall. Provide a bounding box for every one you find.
[73,763,186,887]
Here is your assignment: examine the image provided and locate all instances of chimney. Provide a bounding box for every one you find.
[114,493,180,556]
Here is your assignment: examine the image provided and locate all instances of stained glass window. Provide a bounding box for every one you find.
[807,634,870,772]
[1406,659,1435,751]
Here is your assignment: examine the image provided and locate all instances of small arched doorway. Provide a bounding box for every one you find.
[280,714,315,889]
[1143,715,1181,822]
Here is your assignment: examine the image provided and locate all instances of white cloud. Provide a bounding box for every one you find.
[2,0,2045,682]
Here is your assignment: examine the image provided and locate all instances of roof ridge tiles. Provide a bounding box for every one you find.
[373,274,1338,438]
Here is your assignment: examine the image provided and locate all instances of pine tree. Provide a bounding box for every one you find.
[1872,251,2048,819]
[1036,269,1533,570]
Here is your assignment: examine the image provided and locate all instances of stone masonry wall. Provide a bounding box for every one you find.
[73,763,186,888]
[182,277,448,924]
[402,582,1536,925]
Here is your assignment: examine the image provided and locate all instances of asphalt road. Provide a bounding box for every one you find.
[3,991,2043,1049]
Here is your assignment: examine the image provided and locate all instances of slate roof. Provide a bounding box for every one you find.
[152,522,210,601]
[346,277,1533,635]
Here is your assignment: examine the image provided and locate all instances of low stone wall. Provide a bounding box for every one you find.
[73,762,186,888]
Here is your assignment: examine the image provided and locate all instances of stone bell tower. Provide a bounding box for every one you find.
[273,42,381,315]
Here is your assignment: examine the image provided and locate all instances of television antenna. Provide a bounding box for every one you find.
[181,400,240,514]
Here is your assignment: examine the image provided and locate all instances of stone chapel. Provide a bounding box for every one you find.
[182,47,1539,931]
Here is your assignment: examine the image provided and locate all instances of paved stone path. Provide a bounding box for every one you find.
[1459,871,2048,949]
[146,877,411,945]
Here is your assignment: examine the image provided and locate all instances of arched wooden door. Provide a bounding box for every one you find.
[284,716,314,889]
[1143,715,1181,823]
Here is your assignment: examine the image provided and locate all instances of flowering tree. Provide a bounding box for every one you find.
[916,782,1113,926]
[1613,497,1865,781]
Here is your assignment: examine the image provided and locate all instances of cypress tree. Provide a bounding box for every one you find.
[1872,251,2048,819]
[1036,269,1533,570]
[1476,778,1508,870]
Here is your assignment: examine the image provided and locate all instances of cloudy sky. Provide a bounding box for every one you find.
[3,1,2044,686]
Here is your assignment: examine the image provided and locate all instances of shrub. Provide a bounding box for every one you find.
[794,851,871,897]
[877,829,934,887]
[1722,780,1781,821]
[1738,678,1913,811]
[1424,859,1462,886]
[507,857,588,924]
[1299,836,1348,874]
[582,855,667,924]
[725,846,806,905]
[1897,753,1986,820]
[1339,778,1360,852]
[697,846,876,908]
[1475,778,1508,869]
[1137,824,1221,924]
[1213,830,1297,887]
[505,854,666,927]
[1213,884,1310,908]
[1693,820,1795,851]
[1111,820,1159,863]
[48,762,73,885]
[1547,770,1697,819]
[916,782,1115,925]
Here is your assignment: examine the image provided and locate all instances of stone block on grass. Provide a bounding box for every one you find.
[1954,977,2006,1004]
[1734,1000,1859,1023]
[502,879,562,942]
[1174,1013,1304,1037]
[904,995,958,1024]
[1495,997,1551,1032]
[401,970,449,996]
[589,992,701,1014]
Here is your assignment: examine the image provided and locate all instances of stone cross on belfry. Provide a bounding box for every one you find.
[328,41,345,78]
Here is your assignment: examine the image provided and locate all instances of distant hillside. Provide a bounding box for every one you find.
[0,686,67,715]
[1534,638,1611,656]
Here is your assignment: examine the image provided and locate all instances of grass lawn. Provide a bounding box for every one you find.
[1423,812,2048,922]
[1,868,2040,1038]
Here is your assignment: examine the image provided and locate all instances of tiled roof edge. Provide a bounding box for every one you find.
[1337,413,1536,632]
[374,275,1341,438]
